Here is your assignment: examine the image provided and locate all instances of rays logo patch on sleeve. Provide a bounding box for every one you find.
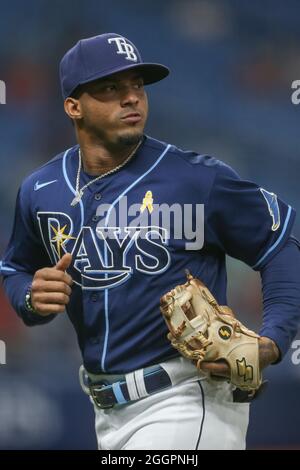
[260,188,280,231]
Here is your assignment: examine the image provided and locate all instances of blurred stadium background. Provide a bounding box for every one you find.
[0,0,299,450]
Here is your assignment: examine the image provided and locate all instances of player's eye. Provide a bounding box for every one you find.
[132,79,144,89]
[104,84,117,92]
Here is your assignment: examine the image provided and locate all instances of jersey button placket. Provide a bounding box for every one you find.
[93,193,101,222]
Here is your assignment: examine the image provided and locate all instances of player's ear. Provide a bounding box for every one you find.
[64,97,83,121]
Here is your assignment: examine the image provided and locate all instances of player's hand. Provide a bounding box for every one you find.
[199,336,280,379]
[31,253,73,316]
[257,336,280,369]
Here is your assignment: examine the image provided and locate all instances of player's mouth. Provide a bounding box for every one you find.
[120,112,142,124]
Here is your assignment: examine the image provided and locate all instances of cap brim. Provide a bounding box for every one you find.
[126,63,170,85]
[70,63,169,96]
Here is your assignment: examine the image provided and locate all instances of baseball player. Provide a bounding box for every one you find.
[1,33,300,450]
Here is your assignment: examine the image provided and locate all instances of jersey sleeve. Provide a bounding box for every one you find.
[1,183,56,326]
[205,161,296,269]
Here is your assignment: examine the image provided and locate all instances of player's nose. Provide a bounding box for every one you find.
[120,86,140,107]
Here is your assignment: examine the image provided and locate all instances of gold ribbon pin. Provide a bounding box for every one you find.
[140,190,154,213]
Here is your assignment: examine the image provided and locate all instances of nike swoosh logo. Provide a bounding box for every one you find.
[34,180,58,191]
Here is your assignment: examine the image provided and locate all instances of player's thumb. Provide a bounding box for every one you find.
[55,253,72,272]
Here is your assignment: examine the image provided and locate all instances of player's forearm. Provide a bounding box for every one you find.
[259,236,300,360]
[2,272,56,326]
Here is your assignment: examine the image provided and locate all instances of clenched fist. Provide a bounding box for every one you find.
[31,253,73,316]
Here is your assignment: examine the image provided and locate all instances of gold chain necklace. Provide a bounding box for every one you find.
[71,140,142,207]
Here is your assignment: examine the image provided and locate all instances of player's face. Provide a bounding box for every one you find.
[75,70,148,147]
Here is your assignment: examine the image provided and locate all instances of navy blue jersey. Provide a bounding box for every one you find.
[1,136,296,373]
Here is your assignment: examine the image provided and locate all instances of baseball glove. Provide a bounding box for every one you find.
[160,271,262,391]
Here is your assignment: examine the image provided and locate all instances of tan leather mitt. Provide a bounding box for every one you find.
[160,272,262,391]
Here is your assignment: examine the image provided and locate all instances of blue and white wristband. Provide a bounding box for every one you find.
[24,285,36,313]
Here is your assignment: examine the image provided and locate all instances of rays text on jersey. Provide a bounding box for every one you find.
[37,211,171,289]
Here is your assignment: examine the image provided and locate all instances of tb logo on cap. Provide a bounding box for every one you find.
[108,37,138,62]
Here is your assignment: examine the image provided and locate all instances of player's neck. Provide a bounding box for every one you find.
[77,139,139,176]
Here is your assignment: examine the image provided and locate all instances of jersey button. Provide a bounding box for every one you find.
[94,193,101,201]
[91,293,98,302]
[92,215,99,222]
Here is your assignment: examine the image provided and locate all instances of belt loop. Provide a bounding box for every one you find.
[134,369,149,398]
[125,372,140,401]
[79,365,90,395]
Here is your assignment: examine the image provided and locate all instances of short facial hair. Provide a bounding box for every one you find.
[117,132,143,147]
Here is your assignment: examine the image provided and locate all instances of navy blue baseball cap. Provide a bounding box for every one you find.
[60,33,170,99]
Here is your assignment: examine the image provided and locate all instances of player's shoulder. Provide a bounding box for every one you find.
[20,145,78,194]
[145,135,239,179]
